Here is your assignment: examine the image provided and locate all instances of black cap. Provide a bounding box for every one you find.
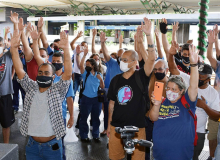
[198,63,213,75]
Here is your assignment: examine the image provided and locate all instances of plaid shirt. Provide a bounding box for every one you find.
[17,74,71,140]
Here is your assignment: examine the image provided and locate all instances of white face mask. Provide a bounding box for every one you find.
[42,58,47,63]
[96,61,100,66]
[166,90,180,102]
[0,47,3,54]
[120,61,130,72]
[99,53,104,58]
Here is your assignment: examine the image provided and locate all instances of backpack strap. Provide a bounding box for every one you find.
[113,73,122,93]
[180,95,196,121]
[83,72,90,90]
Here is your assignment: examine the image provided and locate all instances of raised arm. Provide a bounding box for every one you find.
[70,31,83,51]
[55,31,72,80]
[207,30,218,70]
[134,32,143,61]
[188,45,198,102]
[100,32,110,62]
[10,30,25,80]
[92,29,97,54]
[213,24,220,58]
[25,22,32,38]
[155,28,163,59]
[172,22,179,42]
[18,18,33,62]
[168,41,180,75]
[160,18,170,59]
[141,17,156,76]
[119,34,124,49]
[79,45,88,74]
[37,17,49,49]
[30,26,44,66]
[4,27,10,48]
[10,11,19,31]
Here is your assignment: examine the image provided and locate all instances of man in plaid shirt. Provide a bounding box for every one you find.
[10,14,72,159]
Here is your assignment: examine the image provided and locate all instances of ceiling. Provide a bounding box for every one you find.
[0,0,219,16]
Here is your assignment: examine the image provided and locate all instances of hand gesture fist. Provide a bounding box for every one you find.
[10,11,19,24]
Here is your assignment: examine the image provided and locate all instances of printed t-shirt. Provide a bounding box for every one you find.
[153,90,197,160]
[107,67,150,128]
[175,57,190,75]
[0,51,13,96]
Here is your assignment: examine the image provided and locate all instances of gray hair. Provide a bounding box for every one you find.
[166,75,186,95]
[154,59,168,69]
[127,50,139,61]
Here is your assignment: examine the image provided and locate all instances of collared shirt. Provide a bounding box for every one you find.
[17,74,71,140]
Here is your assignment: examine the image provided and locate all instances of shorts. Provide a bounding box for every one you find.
[208,118,219,140]
[109,125,146,160]
[0,94,15,128]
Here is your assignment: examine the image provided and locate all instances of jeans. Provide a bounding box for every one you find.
[26,136,62,160]
[73,73,82,98]
[12,79,25,111]
[193,133,206,160]
[103,101,109,130]
[79,95,102,139]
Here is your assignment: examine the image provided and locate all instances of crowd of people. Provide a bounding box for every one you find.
[1,11,220,160]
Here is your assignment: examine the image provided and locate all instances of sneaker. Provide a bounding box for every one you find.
[207,156,215,160]
[81,138,91,143]
[90,126,93,131]
[93,138,101,143]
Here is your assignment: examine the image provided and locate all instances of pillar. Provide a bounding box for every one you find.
[176,24,190,44]
[77,20,85,42]
[44,20,48,35]
[69,23,74,35]
[90,20,97,36]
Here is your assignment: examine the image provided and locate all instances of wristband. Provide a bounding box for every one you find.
[190,63,198,67]
[148,44,154,48]
[160,22,168,34]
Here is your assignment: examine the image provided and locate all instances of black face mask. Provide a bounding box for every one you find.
[155,72,166,80]
[182,56,190,64]
[198,78,209,87]
[85,66,92,72]
[52,63,63,71]
[36,76,53,88]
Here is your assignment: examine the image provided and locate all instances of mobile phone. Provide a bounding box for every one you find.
[154,81,164,101]
[51,143,59,150]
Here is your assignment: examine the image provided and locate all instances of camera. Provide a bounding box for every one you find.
[115,126,153,155]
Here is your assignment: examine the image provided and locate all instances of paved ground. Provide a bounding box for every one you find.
[0,94,211,160]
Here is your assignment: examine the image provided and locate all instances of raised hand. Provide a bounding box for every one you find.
[169,41,179,55]
[159,18,168,34]
[26,22,32,32]
[77,31,83,38]
[208,30,216,44]
[92,29,97,37]
[18,18,25,32]
[5,27,10,34]
[213,24,219,36]
[10,30,21,48]
[55,31,69,49]
[172,22,179,32]
[37,17,44,29]
[83,44,88,56]
[100,32,107,43]
[30,26,41,40]
[155,28,160,37]
[10,11,19,24]
[119,34,124,43]
[136,26,143,43]
[141,17,152,35]
[189,44,199,64]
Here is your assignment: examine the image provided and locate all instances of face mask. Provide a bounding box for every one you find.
[85,66,92,72]
[99,53,104,58]
[0,47,3,54]
[155,72,166,80]
[42,58,47,63]
[198,78,209,87]
[166,90,180,102]
[96,61,100,66]
[54,46,59,51]
[120,61,130,72]
[52,63,63,71]
[182,56,190,64]
[36,76,53,88]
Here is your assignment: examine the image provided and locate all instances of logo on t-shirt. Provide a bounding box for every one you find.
[0,58,6,83]
[158,105,180,119]
[117,86,133,105]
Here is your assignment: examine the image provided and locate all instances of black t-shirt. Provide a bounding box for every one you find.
[107,68,150,128]
[175,57,190,75]
[174,52,182,61]
[139,59,145,69]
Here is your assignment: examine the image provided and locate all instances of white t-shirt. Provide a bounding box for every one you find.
[73,49,92,74]
[180,71,220,133]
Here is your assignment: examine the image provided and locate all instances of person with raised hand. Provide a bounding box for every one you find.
[154,27,164,60]
[150,43,198,160]
[11,30,72,160]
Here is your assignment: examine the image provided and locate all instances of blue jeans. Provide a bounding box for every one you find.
[79,95,102,139]
[73,73,82,99]
[12,79,25,111]
[103,101,109,130]
[26,136,62,160]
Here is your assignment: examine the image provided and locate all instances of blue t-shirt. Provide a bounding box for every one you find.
[153,90,197,160]
[47,46,54,63]
[54,75,74,119]
[105,58,122,88]
[82,70,102,98]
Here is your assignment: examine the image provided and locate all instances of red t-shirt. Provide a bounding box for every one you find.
[26,57,38,81]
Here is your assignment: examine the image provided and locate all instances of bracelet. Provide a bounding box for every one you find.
[146,34,150,36]
[148,44,154,48]
[190,63,198,67]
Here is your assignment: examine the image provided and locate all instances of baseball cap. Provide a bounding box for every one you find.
[198,63,213,75]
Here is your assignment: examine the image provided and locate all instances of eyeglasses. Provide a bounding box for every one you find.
[153,68,165,72]
[119,58,134,63]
